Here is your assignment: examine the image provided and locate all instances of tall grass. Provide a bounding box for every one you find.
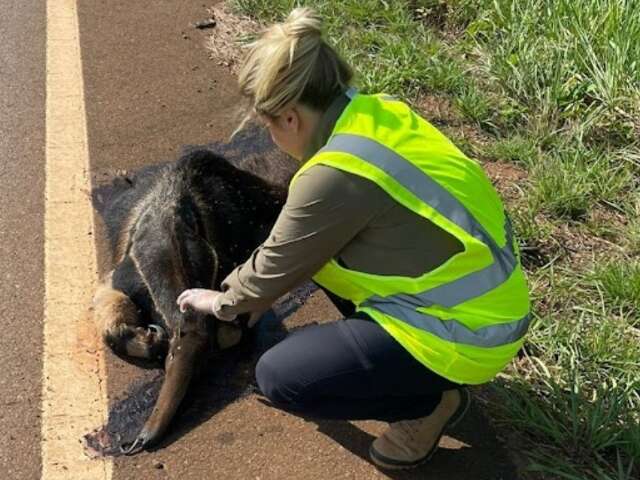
[459,0,640,145]
[528,143,633,220]
[590,260,640,317]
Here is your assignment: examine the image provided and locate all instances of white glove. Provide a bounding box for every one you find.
[176,289,237,322]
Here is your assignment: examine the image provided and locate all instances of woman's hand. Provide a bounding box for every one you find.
[176,289,237,322]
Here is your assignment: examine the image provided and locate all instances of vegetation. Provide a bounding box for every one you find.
[230,1,639,478]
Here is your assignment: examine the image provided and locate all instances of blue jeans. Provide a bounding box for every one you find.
[255,291,460,422]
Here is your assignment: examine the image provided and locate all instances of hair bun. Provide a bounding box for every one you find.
[282,7,322,38]
[237,6,351,119]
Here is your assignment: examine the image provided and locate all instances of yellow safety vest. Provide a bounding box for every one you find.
[290,89,531,385]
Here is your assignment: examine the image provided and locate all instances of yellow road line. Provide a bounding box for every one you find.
[43,0,111,478]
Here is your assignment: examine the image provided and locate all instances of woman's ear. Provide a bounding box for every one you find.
[281,107,300,134]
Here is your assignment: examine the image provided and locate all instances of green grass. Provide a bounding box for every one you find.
[590,260,640,317]
[454,84,493,127]
[493,373,639,479]
[483,134,539,167]
[457,0,640,145]
[499,257,640,476]
[625,218,640,255]
[498,299,640,477]
[421,53,468,94]
[230,0,640,477]
[528,143,633,221]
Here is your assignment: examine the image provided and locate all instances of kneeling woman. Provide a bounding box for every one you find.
[178,7,530,470]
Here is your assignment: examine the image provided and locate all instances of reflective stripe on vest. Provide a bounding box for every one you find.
[362,296,531,347]
[318,133,529,347]
[345,86,358,99]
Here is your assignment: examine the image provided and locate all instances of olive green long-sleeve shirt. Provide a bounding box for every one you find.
[218,93,463,316]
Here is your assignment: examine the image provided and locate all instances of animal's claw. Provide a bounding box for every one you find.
[148,324,165,337]
[120,435,147,456]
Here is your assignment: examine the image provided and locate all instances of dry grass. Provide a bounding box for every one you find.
[205,4,260,74]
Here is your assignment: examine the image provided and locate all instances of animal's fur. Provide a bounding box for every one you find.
[94,149,287,453]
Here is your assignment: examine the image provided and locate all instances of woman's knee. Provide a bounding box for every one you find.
[255,322,353,411]
[255,346,305,407]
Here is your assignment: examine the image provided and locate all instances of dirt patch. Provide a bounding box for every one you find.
[483,161,528,203]
[416,94,462,125]
[415,94,494,148]
[205,3,260,74]
[548,211,628,270]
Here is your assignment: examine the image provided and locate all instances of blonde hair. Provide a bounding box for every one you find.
[237,7,353,120]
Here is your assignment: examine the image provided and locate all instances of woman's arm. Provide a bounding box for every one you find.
[217,164,385,316]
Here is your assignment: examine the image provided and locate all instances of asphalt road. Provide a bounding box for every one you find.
[0,0,46,478]
[0,0,519,478]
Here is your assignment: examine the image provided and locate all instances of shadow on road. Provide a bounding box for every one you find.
[85,123,301,456]
[312,403,518,479]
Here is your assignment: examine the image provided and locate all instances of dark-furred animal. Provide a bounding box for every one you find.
[93,150,286,454]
